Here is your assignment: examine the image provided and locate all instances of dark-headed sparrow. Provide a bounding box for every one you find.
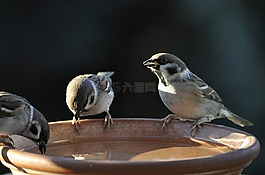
[143,53,253,136]
[66,72,114,132]
[0,91,50,153]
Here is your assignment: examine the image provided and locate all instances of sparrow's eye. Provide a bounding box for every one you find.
[159,57,168,65]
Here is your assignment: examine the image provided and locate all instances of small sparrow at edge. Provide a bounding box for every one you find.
[0,91,50,154]
[143,53,253,136]
[66,72,114,133]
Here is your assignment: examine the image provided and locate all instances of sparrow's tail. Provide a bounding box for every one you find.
[220,108,253,127]
[97,71,114,78]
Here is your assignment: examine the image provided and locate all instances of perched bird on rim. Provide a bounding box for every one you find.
[143,53,253,136]
[0,91,50,153]
[66,72,114,133]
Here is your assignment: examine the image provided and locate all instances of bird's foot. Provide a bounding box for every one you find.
[104,112,114,132]
[162,114,179,132]
[190,122,201,137]
[190,117,210,137]
[0,135,15,148]
[72,117,82,135]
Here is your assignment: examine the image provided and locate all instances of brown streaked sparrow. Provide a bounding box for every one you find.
[143,53,253,136]
[66,72,114,132]
[0,91,50,153]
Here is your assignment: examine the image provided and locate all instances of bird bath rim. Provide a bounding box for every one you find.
[0,118,260,175]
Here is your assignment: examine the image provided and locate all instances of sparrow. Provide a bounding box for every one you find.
[0,91,50,154]
[66,72,114,132]
[143,53,253,136]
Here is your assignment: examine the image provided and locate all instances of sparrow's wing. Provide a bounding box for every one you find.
[84,72,114,92]
[97,74,113,93]
[190,74,223,104]
[103,77,113,93]
[0,92,27,117]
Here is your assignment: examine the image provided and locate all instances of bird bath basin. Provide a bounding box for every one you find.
[0,118,260,175]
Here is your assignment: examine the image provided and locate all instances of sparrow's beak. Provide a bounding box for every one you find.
[31,107,50,154]
[143,59,159,69]
[37,139,47,154]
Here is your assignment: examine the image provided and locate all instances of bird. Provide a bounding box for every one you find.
[0,91,50,154]
[143,53,253,136]
[66,72,114,133]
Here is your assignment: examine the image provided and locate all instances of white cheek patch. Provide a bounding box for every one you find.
[160,63,191,81]
[105,78,112,92]
[179,69,191,80]
[29,105,34,123]
[31,121,41,138]
[159,63,178,76]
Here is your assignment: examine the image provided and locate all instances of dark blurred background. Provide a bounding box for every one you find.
[0,0,264,174]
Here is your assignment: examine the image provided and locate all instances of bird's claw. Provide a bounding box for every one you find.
[104,112,114,132]
[190,117,210,137]
[0,135,15,148]
[162,117,170,132]
[161,114,179,132]
[190,121,202,137]
[72,116,82,135]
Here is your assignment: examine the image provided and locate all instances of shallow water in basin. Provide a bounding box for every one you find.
[26,138,233,161]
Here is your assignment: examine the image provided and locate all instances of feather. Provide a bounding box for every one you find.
[190,74,223,104]
[0,92,30,118]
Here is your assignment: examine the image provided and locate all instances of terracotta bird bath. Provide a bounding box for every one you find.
[0,118,260,175]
